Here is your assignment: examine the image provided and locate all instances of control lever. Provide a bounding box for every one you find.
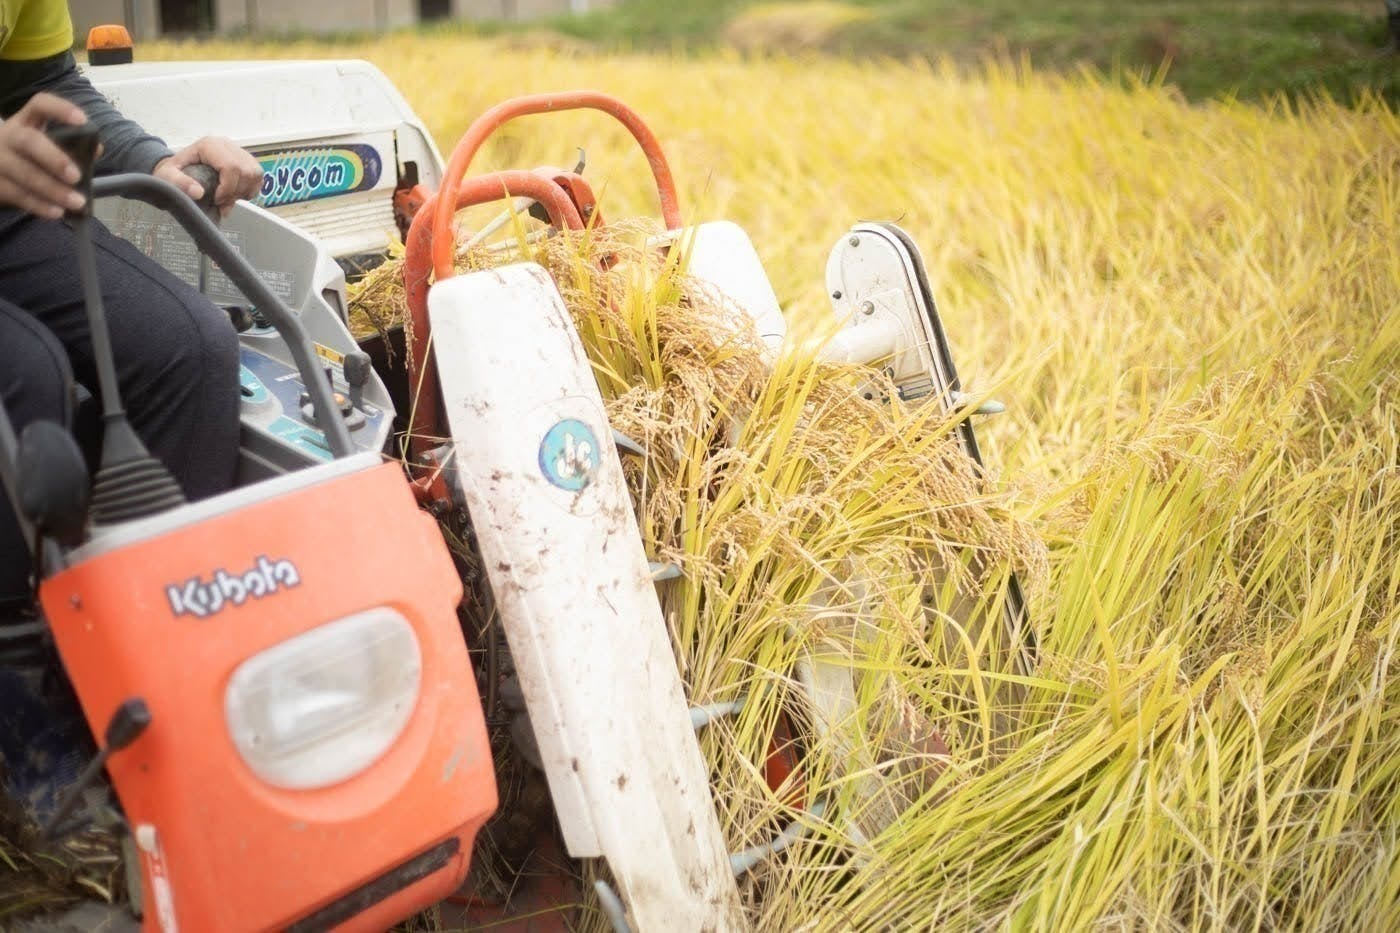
[181,163,220,220]
[299,356,369,431]
[47,123,98,212]
[344,351,372,412]
[182,163,220,294]
[224,304,254,333]
[42,698,152,841]
[48,123,186,524]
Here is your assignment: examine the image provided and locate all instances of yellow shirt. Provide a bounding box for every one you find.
[0,0,73,61]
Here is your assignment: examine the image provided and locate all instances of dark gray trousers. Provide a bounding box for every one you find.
[0,209,240,605]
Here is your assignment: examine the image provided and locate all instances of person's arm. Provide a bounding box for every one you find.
[0,51,170,176]
[0,52,263,215]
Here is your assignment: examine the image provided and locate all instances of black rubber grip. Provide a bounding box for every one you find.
[46,123,100,217]
[46,123,100,172]
[182,163,221,214]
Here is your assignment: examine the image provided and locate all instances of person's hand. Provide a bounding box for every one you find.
[154,136,262,217]
[0,93,90,219]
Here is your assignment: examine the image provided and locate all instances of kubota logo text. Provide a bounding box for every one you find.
[166,556,302,619]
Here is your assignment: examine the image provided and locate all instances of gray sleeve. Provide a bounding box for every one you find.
[0,52,173,176]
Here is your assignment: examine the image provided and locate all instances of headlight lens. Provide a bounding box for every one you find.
[225,608,422,789]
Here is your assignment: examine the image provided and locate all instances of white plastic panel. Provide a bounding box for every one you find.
[655,221,787,358]
[824,225,951,398]
[84,59,443,258]
[82,60,437,156]
[429,265,744,931]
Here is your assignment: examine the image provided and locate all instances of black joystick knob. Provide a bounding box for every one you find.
[344,351,372,411]
[47,123,100,217]
[43,697,151,841]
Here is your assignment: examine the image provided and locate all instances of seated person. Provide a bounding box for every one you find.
[1,0,263,614]
[0,0,261,832]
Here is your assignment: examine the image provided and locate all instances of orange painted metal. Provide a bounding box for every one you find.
[429,91,684,283]
[402,172,583,467]
[38,463,497,932]
[546,171,603,230]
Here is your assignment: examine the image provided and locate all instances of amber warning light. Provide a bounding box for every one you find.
[87,25,134,66]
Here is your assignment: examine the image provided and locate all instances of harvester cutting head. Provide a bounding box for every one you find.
[3,49,1033,931]
[401,89,1036,928]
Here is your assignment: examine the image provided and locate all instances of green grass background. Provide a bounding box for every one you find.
[467,0,1399,103]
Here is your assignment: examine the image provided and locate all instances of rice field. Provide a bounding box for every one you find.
[145,34,1399,930]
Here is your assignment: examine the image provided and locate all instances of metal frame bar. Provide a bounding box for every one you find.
[91,173,354,458]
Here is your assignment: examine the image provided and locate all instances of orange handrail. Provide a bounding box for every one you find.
[403,171,585,463]
[430,91,683,282]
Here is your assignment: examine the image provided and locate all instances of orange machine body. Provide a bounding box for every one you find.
[39,461,496,932]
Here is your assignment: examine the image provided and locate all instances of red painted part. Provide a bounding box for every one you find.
[409,471,454,510]
[763,713,808,809]
[402,172,584,466]
[38,463,497,932]
[430,91,684,282]
[393,182,431,240]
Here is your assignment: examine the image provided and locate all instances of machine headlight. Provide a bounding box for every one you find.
[225,608,422,790]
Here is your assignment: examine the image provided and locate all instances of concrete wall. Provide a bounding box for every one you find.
[69,0,618,40]
[217,0,418,35]
[68,0,161,41]
[452,0,615,19]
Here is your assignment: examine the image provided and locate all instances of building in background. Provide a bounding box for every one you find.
[68,0,614,40]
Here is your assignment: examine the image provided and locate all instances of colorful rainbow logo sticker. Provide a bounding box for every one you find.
[254,144,383,208]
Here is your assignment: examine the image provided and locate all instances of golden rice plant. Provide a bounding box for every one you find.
[147,34,1398,929]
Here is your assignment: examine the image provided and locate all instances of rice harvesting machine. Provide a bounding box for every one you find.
[0,38,1033,933]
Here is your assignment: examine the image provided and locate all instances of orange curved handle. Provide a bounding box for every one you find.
[431,91,682,282]
[403,171,585,462]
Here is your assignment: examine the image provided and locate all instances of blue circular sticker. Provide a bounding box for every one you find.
[539,418,600,491]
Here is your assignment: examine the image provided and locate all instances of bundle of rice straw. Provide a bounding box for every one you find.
[0,798,124,924]
[350,217,1044,927]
